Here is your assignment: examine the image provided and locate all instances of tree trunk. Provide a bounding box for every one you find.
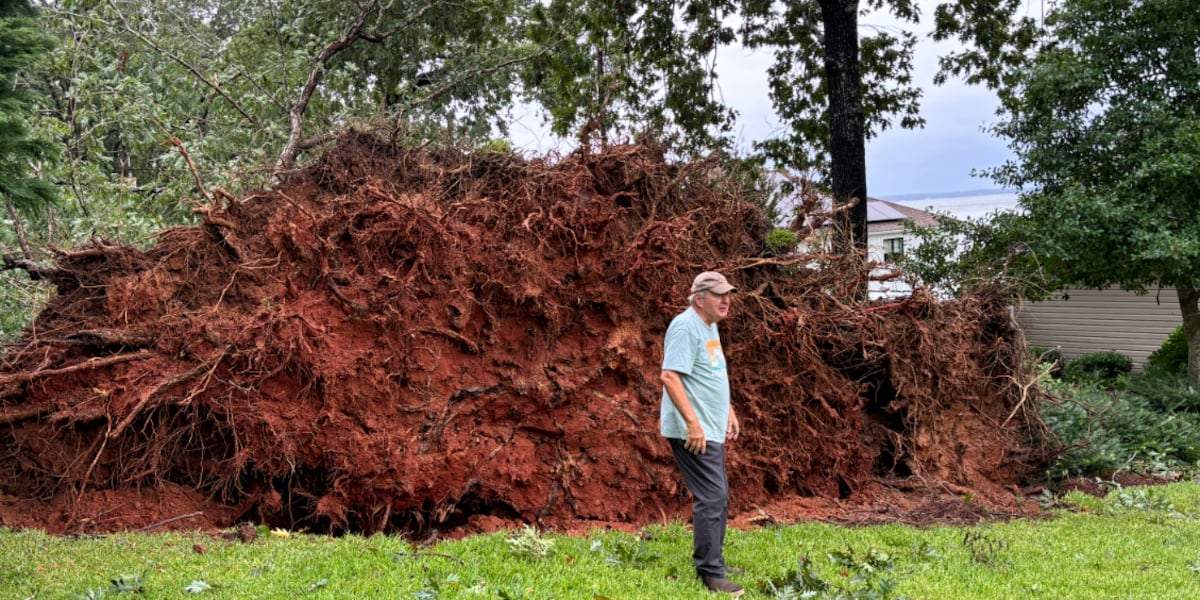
[3,193,32,260]
[1178,283,1200,385]
[818,0,868,259]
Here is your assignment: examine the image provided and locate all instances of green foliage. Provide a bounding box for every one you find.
[898,209,1062,300]
[414,573,487,598]
[1113,486,1176,513]
[764,228,797,256]
[1039,374,1200,479]
[28,0,537,248]
[504,525,554,559]
[1062,351,1133,386]
[974,0,1200,384]
[0,0,58,217]
[9,501,1200,599]
[762,548,901,600]
[0,269,50,344]
[589,537,661,569]
[522,0,738,152]
[761,556,829,598]
[1058,489,1107,514]
[740,1,924,175]
[1126,373,1200,414]
[1149,326,1190,377]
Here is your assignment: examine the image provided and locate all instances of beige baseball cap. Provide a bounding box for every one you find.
[690,271,736,294]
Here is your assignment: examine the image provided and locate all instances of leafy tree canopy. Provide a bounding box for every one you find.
[944,0,1200,382]
[989,0,1200,294]
[30,0,537,245]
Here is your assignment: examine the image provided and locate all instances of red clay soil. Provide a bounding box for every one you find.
[0,132,1050,536]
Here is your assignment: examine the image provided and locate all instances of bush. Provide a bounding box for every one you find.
[764,228,797,256]
[1062,351,1132,386]
[1039,374,1200,480]
[1146,326,1188,376]
[1125,371,1200,413]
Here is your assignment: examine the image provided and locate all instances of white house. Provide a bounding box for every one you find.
[873,193,1179,367]
[864,198,940,299]
[797,196,942,299]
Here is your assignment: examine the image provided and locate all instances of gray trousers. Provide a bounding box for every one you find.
[669,438,729,578]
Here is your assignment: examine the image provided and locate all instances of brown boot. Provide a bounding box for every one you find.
[701,576,745,597]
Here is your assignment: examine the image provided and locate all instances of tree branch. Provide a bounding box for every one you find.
[274,1,380,174]
[3,194,33,259]
[400,49,553,114]
[103,0,265,134]
[2,252,63,282]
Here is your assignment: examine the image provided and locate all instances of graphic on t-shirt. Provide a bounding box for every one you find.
[705,340,726,370]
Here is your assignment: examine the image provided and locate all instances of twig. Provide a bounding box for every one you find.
[103,0,263,132]
[163,135,213,203]
[395,549,465,565]
[0,404,48,425]
[135,511,205,532]
[4,194,32,259]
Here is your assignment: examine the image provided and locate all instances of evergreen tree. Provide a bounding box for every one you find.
[0,0,57,253]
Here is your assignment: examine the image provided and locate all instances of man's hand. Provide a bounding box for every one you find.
[726,407,740,442]
[662,369,707,454]
[685,421,707,455]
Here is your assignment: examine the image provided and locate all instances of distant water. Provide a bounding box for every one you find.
[883,190,1021,222]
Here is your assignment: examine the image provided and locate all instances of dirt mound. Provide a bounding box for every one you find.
[0,132,1047,535]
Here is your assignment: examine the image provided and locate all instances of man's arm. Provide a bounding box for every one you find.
[661,369,707,455]
[727,405,739,441]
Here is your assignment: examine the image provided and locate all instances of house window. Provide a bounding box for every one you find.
[883,237,904,262]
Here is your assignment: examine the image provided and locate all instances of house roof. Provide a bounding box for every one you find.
[867,198,939,234]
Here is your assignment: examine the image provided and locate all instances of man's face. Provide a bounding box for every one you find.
[695,290,732,325]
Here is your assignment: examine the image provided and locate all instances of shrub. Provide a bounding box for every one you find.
[1062,351,1132,385]
[764,228,797,256]
[1146,326,1188,376]
[1126,371,1200,413]
[1039,375,1200,480]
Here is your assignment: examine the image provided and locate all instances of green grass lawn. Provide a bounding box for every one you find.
[4,482,1200,599]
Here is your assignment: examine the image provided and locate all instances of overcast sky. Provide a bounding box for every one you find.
[508,1,1037,201]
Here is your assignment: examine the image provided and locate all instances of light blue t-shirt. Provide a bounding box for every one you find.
[660,307,731,442]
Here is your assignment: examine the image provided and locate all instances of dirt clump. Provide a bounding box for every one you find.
[0,132,1048,535]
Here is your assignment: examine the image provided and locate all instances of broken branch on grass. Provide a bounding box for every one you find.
[395,549,465,565]
[135,511,205,532]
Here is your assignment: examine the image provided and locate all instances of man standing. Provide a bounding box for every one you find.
[660,271,743,597]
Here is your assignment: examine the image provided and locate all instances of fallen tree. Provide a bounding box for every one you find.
[0,132,1048,535]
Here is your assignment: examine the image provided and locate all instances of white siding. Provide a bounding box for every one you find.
[1015,287,1182,368]
[866,225,918,299]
